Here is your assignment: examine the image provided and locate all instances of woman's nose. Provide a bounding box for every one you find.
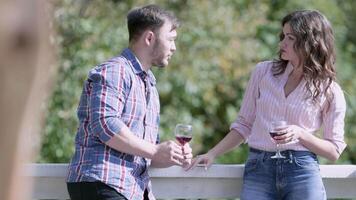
[279,39,286,48]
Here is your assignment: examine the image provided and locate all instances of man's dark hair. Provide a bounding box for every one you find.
[127,4,179,42]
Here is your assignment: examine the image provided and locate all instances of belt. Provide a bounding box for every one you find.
[249,147,316,158]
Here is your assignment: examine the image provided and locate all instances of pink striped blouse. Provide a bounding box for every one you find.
[230,61,347,153]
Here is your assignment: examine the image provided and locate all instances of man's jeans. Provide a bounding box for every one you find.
[241,148,326,200]
[67,181,127,200]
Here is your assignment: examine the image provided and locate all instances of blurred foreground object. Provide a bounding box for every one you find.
[0,0,55,199]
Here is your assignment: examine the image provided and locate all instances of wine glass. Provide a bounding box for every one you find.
[175,124,193,146]
[269,121,288,159]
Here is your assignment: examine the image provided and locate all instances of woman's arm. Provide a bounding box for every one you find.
[276,127,341,162]
[187,130,244,170]
[276,83,347,162]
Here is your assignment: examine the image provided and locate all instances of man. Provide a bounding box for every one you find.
[66,4,192,200]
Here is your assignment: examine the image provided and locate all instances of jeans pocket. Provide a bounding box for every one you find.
[244,158,259,174]
[293,155,319,171]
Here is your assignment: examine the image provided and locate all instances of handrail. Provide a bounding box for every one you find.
[26,164,356,199]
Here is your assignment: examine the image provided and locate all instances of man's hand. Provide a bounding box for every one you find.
[181,143,193,169]
[151,140,188,168]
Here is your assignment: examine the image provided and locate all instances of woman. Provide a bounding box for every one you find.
[188,10,346,200]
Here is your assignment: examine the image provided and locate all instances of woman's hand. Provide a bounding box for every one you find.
[185,151,216,171]
[274,125,306,144]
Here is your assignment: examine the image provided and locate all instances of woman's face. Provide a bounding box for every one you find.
[279,23,300,67]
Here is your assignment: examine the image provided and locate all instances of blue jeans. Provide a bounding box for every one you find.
[241,148,326,200]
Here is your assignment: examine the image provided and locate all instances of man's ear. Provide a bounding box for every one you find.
[143,30,155,46]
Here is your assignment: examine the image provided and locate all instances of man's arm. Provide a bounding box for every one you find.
[88,64,192,167]
[106,126,188,167]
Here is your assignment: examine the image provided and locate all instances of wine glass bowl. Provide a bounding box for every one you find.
[269,121,288,159]
[175,124,192,145]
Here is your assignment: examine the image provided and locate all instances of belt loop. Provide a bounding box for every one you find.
[288,151,293,163]
[261,151,267,161]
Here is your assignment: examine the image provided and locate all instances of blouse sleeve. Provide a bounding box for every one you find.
[230,62,269,141]
[322,82,347,154]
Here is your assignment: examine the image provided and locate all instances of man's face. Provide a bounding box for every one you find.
[151,21,177,67]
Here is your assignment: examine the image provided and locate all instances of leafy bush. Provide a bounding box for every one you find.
[39,0,356,165]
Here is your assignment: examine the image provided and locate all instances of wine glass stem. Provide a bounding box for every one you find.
[276,144,284,157]
[277,144,280,153]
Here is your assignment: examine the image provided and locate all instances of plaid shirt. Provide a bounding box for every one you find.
[67,48,160,200]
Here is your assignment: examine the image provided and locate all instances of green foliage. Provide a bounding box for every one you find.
[39,0,356,165]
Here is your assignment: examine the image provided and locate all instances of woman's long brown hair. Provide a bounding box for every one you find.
[273,10,336,104]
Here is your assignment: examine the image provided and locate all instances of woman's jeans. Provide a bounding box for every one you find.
[241,148,326,200]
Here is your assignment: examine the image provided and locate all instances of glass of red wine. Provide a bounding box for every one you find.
[270,121,288,159]
[175,124,193,146]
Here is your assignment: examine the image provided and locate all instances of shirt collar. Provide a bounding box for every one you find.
[121,48,156,86]
[282,62,306,88]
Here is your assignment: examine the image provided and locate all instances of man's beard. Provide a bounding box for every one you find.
[152,57,165,67]
[151,40,167,68]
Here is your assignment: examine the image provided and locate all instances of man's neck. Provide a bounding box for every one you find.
[128,44,151,72]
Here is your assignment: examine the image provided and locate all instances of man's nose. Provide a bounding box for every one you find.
[171,43,176,52]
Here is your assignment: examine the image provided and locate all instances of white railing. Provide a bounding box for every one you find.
[27,164,356,199]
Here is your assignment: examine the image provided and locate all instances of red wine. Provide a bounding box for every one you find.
[269,131,286,137]
[176,136,192,145]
